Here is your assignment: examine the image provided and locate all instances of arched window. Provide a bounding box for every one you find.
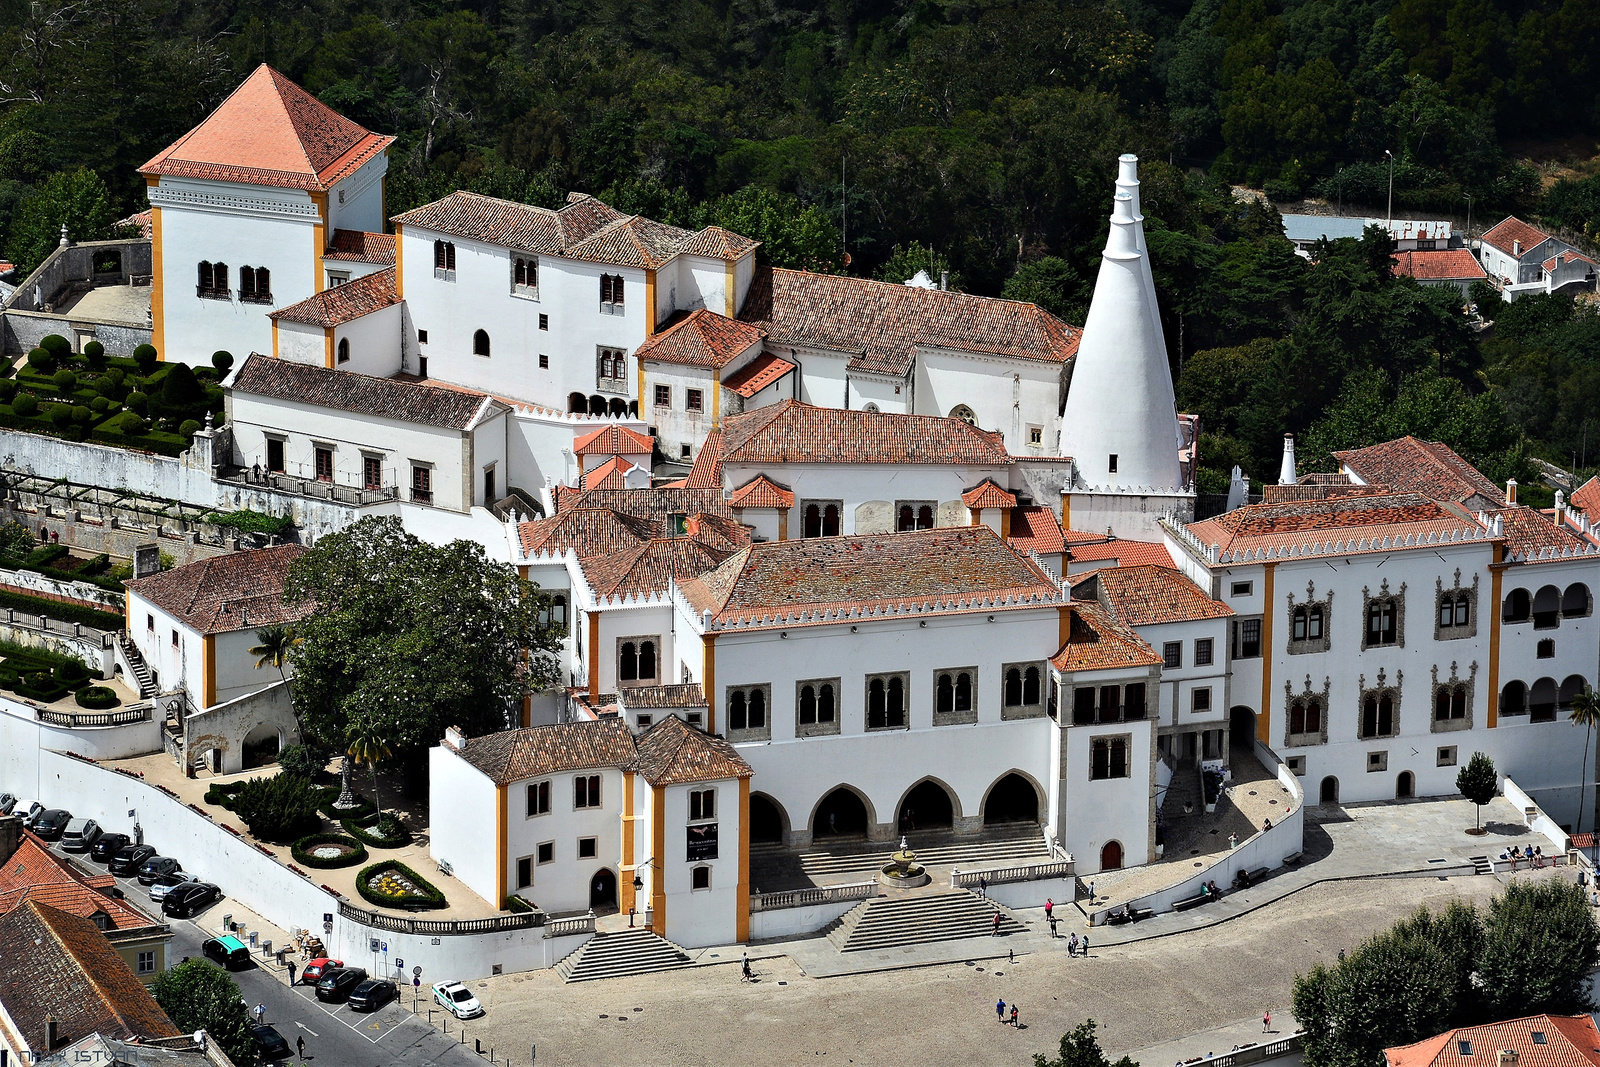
[899,505,914,532]
[1290,699,1320,735]
[918,505,933,529]
[638,641,656,680]
[1023,666,1040,705]
[1360,694,1394,738]
[569,393,587,413]
[214,263,228,292]
[1533,586,1561,629]
[1501,680,1527,715]
[589,395,607,415]
[239,266,255,296]
[619,642,638,682]
[1366,598,1398,646]
[954,672,972,712]
[1560,674,1586,711]
[1504,588,1531,622]
[823,504,840,536]
[869,678,885,724]
[1531,677,1559,721]
[337,338,350,364]
[1004,669,1022,707]
[748,688,766,728]
[804,505,821,538]
[515,257,537,288]
[799,685,816,723]
[949,404,976,426]
[936,673,953,713]
[863,403,880,412]
[887,676,904,725]
[609,397,627,415]
[819,683,835,722]
[728,690,746,729]
[1451,685,1467,719]
[473,330,491,357]
[1563,583,1591,618]
[197,261,212,291]
[255,267,270,298]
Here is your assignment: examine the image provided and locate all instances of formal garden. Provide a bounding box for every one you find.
[0,638,118,706]
[0,334,230,456]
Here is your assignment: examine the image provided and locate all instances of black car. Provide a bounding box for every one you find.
[161,881,220,918]
[315,966,368,1002]
[89,833,131,862]
[250,1023,292,1062]
[32,809,72,840]
[109,844,157,875]
[136,856,183,885]
[347,979,397,1012]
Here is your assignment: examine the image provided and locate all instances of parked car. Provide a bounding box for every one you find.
[18,802,44,829]
[32,809,72,840]
[0,793,15,814]
[108,844,157,875]
[315,966,368,1002]
[89,833,131,861]
[201,935,251,970]
[136,856,182,885]
[299,957,343,985]
[250,1023,292,1062]
[347,979,397,1013]
[432,981,484,1019]
[148,874,195,902]
[60,818,102,852]
[162,881,220,918]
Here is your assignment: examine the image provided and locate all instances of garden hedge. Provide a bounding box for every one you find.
[341,813,411,849]
[291,832,368,869]
[503,895,535,913]
[74,686,119,709]
[204,782,244,810]
[15,678,69,702]
[355,860,446,910]
[0,589,122,630]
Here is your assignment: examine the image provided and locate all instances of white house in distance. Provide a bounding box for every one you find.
[1478,217,1597,301]
[141,64,392,364]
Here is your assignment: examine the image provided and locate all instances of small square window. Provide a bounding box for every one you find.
[539,314,549,330]
[1285,755,1306,776]
[1231,582,1253,597]
[1028,425,1043,446]
[1367,750,1388,772]
[687,711,703,726]
[637,713,653,728]
[1537,638,1555,658]
[539,354,549,369]
[577,837,598,859]
[655,385,671,407]
[690,788,715,821]
[680,444,691,459]
[516,857,532,888]
[1195,638,1214,666]
[1438,745,1457,767]
[1532,1034,1547,1046]
[1162,642,1181,669]
[1459,1042,1472,1057]
[146,614,154,631]
[418,329,428,344]
[171,630,178,649]
[137,950,156,974]
[686,389,703,411]
[537,842,554,864]
[691,866,711,890]
[1191,687,1212,713]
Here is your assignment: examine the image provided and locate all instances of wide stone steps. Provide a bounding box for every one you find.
[824,890,1025,952]
[555,928,691,983]
[754,825,1050,884]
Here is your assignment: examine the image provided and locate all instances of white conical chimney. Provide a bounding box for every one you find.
[1060,156,1182,494]
[1279,434,1297,486]
[1225,466,1247,512]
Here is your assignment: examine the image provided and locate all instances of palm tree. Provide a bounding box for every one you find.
[346,718,392,823]
[1570,686,1600,861]
[248,625,299,682]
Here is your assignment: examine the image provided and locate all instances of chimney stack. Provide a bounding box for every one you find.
[1279,434,1298,486]
[1513,240,1522,258]
[45,1014,59,1051]
[1555,490,1566,524]
[0,814,20,867]
[1506,478,1518,505]
[939,270,949,292]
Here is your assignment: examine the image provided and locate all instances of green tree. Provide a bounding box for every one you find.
[874,241,959,290]
[1002,257,1086,324]
[1033,1019,1138,1067]
[697,185,841,273]
[7,167,117,274]
[1478,879,1599,1016]
[346,713,392,816]
[282,516,561,768]
[1456,751,1497,832]
[150,959,254,1066]
[1570,686,1600,857]
[230,773,322,841]
[249,625,299,682]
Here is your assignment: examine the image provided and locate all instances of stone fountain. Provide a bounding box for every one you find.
[878,836,931,889]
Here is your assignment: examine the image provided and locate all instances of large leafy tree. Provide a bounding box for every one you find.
[1034,1019,1138,1067]
[150,959,254,1066]
[1478,879,1599,1016]
[282,516,560,767]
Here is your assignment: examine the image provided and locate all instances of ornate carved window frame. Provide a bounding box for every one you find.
[1357,668,1403,739]
[1361,579,1406,650]
[1283,675,1331,747]
[1286,581,1334,655]
[1429,661,1477,733]
[1434,570,1479,641]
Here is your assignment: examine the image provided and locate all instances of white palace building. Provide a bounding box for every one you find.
[56,65,1594,957]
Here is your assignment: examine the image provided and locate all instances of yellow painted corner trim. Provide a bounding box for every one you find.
[149,196,165,360]
[725,260,736,318]
[650,786,667,932]
[394,223,404,299]
[703,635,716,734]
[620,771,637,913]
[588,612,601,695]
[496,784,509,905]
[271,319,279,359]
[736,776,751,942]
[312,192,328,294]
[202,634,217,707]
[645,269,657,338]
[1257,563,1276,745]
[323,329,335,369]
[1487,563,1503,728]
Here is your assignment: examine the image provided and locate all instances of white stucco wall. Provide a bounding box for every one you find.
[334,303,404,378]
[428,745,502,907]
[914,351,1061,454]
[657,778,742,948]
[505,766,625,916]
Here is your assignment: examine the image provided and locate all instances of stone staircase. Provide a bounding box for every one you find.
[823,890,1025,952]
[117,635,155,699]
[554,928,692,983]
[752,823,1049,892]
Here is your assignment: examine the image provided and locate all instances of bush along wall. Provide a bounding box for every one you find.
[340,813,412,849]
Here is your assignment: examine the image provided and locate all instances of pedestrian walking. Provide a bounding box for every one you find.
[296,1036,305,1060]
[1068,932,1079,956]
[1008,948,1014,963]
[1048,916,1058,939]
[996,998,1006,1023]
[1010,1005,1019,1027]
[992,911,1002,935]
[1263,1010,1271,1033]
[253,1003,264,1025]
[741,954,752,982]
[287,960,296,985]
[979,875,987,898]
[1081,935,1089,957]
[1044,897,1054,920]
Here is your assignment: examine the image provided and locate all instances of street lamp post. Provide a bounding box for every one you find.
[1464,193,1473,243]
[1384,150,1395,228]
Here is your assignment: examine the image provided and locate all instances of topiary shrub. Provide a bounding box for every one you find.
[0,381,17,403]
[356,860,446,910]
[276,743,327,782]
[291,832,368,869]
[89,396,111,414]
[12,392,37,416]
[204,781,245,810]
[116,412,147,435]
[341,812,411,850]
[74,686,118,709]
[152,363,208,423]
[70,405,91,425]
[52,369,76,392]
[92,376,116,397]
[230,774,324,842]
[179,419,201,437]
[83,341,106,370]
[106,367,125,387]
[53,659,90,685]
[125,390,148,415]
[39,335,70,358]
[28,348,56,375]
[212,351,234,374]
[132,344,158,376]
[504,894,535,913]
[47,404,71,428]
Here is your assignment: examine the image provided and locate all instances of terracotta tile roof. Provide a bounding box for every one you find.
[117,210,153,240]
[1494,505,1600,564]
[269,266,398,327]
[126,544,308,635]
[678,526,1061,628]
[325,229,396,265]
[629,714,751,784]
[1394,249,1486,281]
[0,832,160,932]
[618,683,706,709]
[721,352,797,398]
[738,267,1080,376]
[584,534,742,601]
[728,474,794,509]
[231,353,495,430]
[1074,564,1233,625]
[1385,1015,1600,1067]
[1067,538,1175,568]
[1571,476,1600,518]
[961,479,1016,509]
[1008,506,1065,556]
[1335,437,1505,508]
[0,901,180,1050]
[517,507,658,558]
[1543,249,1596,272]
[561,487,735,524]
[453,718,638,784]
[719,400,1010,466]
[582,455,640,491]
[393,191,564,253]
[683,432,723,489]
[573,424,654,457]
[633,309,765,370]
[1482,217,1553,258]
[142,65,391,192]
[681,225,759,260]
[1049,603,1163,672]
[566,215,698,270]
[556,194,626,244]
[1197,493,1459,538]
[1180,494,1499,564]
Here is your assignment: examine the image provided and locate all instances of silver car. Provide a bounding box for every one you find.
[60,818,102,852]
[149,875,198,902]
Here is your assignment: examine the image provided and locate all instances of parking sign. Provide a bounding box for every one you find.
[369,937,380,952]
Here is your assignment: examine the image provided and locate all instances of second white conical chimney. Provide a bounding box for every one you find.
[1279,434,1297,485]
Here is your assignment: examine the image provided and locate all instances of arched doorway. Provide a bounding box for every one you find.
[749,794,786,844]
[983,773,1040,824]
[1397,771,1414,799]
[897,780,954,833]
[1100,840,1123,871]
[812,788,870,839]
[241,723,282,770]
[1320,776,1339,804]
[589,869,617,910]
[1229,706,1257,748]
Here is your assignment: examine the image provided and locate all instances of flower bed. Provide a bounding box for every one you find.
[356,860,446,910]
[341,813,412,849]
[292,832,369,870]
